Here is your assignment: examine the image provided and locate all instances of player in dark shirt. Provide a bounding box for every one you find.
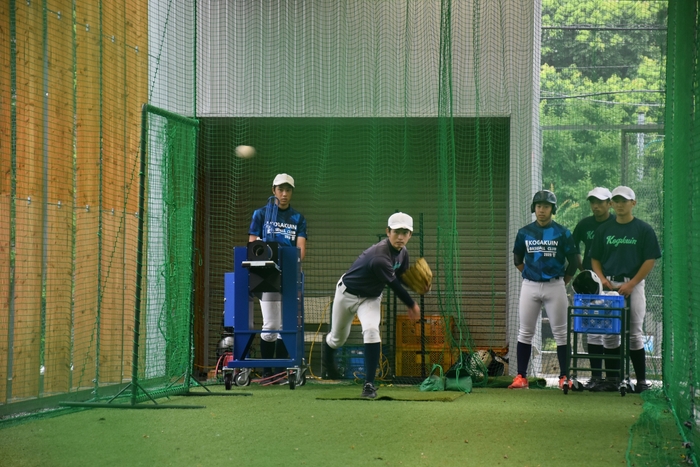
[322,212,424,398]
[572,187,616,389]
[573,187,616,271]
[590,186,661,393]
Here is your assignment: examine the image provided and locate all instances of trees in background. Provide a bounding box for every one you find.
[540,0,667,230]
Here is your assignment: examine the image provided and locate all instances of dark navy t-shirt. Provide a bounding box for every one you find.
[589,217,661,278]
[573,214,616,270]
[513,220,577,282]
[342,239,409,298]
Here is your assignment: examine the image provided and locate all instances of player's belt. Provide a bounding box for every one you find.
[607,275,629,282]
[338,279,365,297]
[531,277,561,282]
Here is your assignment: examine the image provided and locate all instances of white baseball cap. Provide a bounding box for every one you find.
[388,212,413,231]
[611,186,635,200]
[272,173,295,188]
[587,187,613,201]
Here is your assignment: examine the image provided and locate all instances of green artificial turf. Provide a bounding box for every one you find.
[315,386,464,401]
[0,381,645,467]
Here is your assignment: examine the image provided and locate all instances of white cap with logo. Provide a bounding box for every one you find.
[587,187,613,201]
[272,173,295,188]
[388,212,413,231]
[611,186,636,200]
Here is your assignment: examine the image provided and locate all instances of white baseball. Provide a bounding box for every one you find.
[235,145,256,159]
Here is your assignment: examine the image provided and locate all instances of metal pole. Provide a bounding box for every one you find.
[419,213,426,378]
[129,104,149,406]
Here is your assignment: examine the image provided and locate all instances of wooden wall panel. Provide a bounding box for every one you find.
[100,212,126,383]
[44,206,73,394]
[2,0,151,406]
[43,0,75,395]
[0,1,12,403]
[122,213,139,377]
[0,198,8,402]
[99,1,127,385]
[72,0,101,390]
[72,211,98,390]
[121,0,148,379]
[11,0,44,400]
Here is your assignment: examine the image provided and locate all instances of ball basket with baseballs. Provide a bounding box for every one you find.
[235,145,256,159]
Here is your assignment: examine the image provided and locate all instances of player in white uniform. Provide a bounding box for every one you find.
[509,191,579,390]
[590,186,661,393]
[248,174,307,379]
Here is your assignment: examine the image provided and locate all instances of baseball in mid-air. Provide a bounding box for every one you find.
[235,145,256,159]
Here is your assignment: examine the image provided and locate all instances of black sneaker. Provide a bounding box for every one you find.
[584,378,603,391]
[634,382,650,393]
[589,379,620,392]
[361,382,377,399]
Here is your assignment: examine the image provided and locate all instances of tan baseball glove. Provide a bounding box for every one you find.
[401,257,433,295]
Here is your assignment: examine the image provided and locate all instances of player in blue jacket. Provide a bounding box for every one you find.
[509,190,579,390]
[248,174,307,379]
[590,186,661,393]
[322,212,423,398]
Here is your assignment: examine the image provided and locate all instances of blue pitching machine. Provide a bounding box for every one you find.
[222,214,307,389]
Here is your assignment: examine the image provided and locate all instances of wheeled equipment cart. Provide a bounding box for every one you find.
[565,293,630,396]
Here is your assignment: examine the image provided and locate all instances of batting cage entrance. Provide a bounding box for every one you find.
[195,116,510,383]
[190,1,540,389]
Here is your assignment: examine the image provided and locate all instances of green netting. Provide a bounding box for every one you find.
[137,106,198,398]
[1,1,198,417]
[194,1,529,386]
[646,0,700,465]
[540,1,667,386]
[3,1,700,464]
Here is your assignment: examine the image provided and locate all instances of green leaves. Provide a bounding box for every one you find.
[540,1,666,229]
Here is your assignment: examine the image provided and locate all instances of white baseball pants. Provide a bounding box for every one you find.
[589,278,646,351]
[260,292,281,342]
[326,279,382,349]
[517,278,568,346]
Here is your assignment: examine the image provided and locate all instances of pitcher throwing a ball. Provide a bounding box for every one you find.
[322,212,430,398]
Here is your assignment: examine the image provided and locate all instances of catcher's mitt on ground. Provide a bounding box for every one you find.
[401,257,433,294]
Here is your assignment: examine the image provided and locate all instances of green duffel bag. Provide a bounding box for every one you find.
[419,364,445,392]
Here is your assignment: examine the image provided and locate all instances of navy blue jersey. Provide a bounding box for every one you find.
[342,239,410,298]
[589,217,661,278]
[513,220,577,281]
[573,214,616,270]
[249,205,307,247]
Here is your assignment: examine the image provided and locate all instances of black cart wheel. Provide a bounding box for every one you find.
[224,373,233,390]
[288,369,296,390]
[620,386,626,397]
[297,371,307,387]
[563,383,569,395]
